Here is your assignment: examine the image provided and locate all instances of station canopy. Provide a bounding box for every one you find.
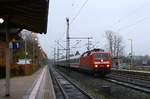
[0,0,49,41]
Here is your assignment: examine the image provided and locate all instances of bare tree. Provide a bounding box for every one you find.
[105,30,113,54]
[105,30,124,57]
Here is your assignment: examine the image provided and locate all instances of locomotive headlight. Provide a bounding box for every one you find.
[95,65,98,68]
[106,65,110,67]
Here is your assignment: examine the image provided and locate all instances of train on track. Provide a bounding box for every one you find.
[57,49,112,76]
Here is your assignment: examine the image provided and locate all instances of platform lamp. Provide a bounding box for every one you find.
[0,18,4,24]
[1,17,11,97]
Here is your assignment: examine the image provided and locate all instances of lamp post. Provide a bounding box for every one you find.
[128,39,133,70]
[4,18,11,96]
[0,18,4,24]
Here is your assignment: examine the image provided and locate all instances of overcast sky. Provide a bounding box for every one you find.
[38,0,150,58]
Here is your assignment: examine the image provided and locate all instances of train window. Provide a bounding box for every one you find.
[95,54,102,60]
[95,54,111,60]
[77,59,79,63]
[75,59,77,63]
[102,54,111,59]
[74,59,76,63]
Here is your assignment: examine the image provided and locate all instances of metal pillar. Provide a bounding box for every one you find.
[87,37,90,50]
[57,40,59,62]
[5,20,10,97]
[66,18,70,67]
[54,48,56,65]
[131,39,133,69]
[129,39,133,69]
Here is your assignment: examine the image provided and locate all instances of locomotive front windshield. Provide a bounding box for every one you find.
[95,54,111,60]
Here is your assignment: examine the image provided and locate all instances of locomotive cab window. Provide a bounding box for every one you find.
[95,54,111,60]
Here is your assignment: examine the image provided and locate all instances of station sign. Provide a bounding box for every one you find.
[9,42,20,49]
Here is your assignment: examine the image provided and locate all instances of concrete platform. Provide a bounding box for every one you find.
[0,66,56,99]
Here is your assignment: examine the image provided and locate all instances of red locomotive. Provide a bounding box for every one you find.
[58,49,112,76]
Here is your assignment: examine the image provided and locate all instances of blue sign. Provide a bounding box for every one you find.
[12,42,20,49]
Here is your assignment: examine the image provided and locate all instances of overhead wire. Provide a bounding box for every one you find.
[53,0,89,57]
[70,0,89,25]
[118,16,150,31]
[109,1,149,29]
[71,40,81,48]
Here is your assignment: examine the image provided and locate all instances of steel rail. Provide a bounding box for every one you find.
[49,67,69,99]
[50,67,93,99]
[105,77,150,93]
[55,68,94,99]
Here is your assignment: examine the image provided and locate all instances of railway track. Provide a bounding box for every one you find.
[106,69,150,93]
[56,66,150,99]
[105,77,150,93]
[49,66,93,99]
[57,66,150,93]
